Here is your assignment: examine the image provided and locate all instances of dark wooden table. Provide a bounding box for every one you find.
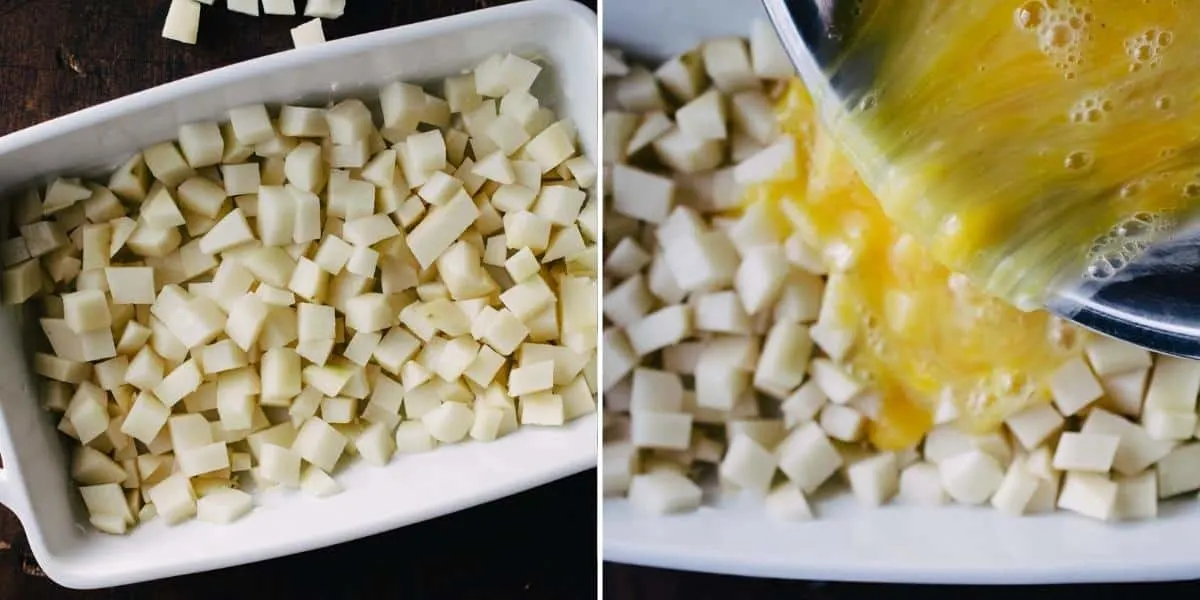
[0,1,596,598]
[0,0,599,135]
[604,563,1200,598]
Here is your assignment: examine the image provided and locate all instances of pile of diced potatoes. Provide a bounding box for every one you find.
[4,52,598,533]
[601,23,1200,522]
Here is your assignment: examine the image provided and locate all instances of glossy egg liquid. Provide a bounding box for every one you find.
[754,81,1084,445]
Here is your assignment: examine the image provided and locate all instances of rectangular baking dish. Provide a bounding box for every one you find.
[0,0,597,588]
[602,0,1200,584]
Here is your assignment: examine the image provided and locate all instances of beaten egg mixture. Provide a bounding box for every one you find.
[814,0,1200,310]
[741,81,1084,448]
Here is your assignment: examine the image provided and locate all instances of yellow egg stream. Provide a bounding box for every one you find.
[755,81,1083,446]
[815,0,1200,309]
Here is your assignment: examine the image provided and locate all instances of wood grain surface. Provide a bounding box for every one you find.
[0,0,596,135]
[0,1,596,598]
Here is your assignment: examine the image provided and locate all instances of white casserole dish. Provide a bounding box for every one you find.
[0,0,597,588]
[602,0,1200,584]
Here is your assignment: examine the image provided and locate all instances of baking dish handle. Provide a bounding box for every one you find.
[0,425,25,521]
[0,463,13,513]
[0,458,27,525]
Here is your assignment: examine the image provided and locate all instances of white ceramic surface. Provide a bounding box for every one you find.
[603,0,1200,584]
[0,0,597,589]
